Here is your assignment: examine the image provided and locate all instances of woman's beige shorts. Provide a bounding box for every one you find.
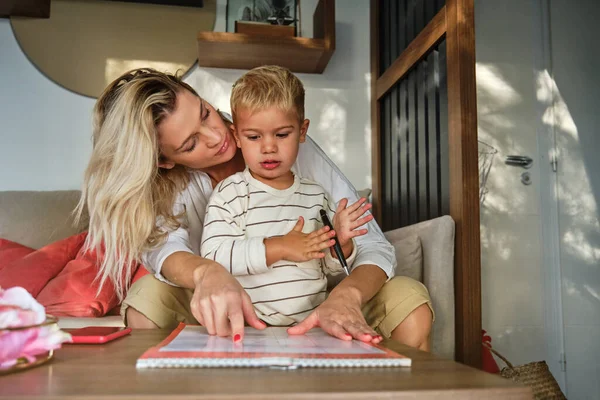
[121,275,434,339]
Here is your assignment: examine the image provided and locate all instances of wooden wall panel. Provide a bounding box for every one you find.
[372,0,481,368]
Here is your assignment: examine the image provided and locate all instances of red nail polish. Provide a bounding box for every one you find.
[234,334,241,342]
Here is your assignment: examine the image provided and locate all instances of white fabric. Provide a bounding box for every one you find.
[200,169,354,326]
[142,135,397,285]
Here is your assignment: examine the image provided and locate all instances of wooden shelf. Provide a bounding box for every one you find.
[197,0,335,74]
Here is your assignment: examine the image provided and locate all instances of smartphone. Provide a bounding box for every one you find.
[67,326,132,344]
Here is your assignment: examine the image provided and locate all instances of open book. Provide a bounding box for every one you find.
[136,323,411,369]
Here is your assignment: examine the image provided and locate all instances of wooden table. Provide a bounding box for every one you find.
[0,330,532,399]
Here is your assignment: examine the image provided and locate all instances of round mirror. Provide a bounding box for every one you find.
[11,0,216,98]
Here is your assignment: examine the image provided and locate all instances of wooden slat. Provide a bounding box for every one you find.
[370,0,382,223]
[427,49,440,218]
[407,69,418,226]
[399,80,409,227]
[445,0,482,368]
[376,6,446,99]
[439,41,450,217]
[417,62,429,221]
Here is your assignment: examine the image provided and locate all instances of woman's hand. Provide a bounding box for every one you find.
[333,198,374,248]
[266,217,336,264]
[287,285,382,343]
[190,262,266,342]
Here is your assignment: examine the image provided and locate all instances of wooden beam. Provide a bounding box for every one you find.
[445,0,482,368]
[370,0,382,223]
[375,6,446,100]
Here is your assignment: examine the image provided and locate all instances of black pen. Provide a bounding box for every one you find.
[319,209,350,276]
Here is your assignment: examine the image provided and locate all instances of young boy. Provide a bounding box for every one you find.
[200,66,372,327]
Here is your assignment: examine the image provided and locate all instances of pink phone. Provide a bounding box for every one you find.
[67,326,132,344]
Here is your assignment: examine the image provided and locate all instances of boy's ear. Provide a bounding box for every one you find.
[299,119,310,143]
[230,124,242,148]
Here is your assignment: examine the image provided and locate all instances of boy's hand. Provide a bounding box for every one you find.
[267,217,336,263]
[333,197,374,249]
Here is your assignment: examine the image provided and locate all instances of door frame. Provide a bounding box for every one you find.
[533,0,567,391]
[370,0,482,368]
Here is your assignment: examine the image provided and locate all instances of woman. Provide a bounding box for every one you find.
[77,68,433,349]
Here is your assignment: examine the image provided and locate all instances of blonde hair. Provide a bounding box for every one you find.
[75,68,196,301]
[230,65,305,122]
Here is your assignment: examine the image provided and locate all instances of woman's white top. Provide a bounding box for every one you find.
[142,136,397,286]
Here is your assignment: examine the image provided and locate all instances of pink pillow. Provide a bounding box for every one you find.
[0,233,87,297]
[37,246,142,318]
[0,239,35,271]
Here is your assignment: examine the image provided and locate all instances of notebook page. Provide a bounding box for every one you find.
[160,326,386,355]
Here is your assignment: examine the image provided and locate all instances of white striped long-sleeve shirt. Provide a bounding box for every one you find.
[200,168,355,326]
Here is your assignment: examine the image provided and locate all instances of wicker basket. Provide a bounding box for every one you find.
[484,343,566,399]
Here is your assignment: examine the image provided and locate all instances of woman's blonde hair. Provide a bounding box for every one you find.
[230,65,305,122]
[75,68,195,301]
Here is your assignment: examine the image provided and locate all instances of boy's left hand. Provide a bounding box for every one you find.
[332,197,374,248]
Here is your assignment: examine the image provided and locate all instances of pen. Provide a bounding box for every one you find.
[319,209,350,276]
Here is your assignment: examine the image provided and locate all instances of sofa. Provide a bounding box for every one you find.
[0,190,456,360]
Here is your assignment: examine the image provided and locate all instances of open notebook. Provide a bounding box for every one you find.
[136,323,411,369]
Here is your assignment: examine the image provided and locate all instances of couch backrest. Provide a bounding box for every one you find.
[384,216,456,360]
[0,190,87,249]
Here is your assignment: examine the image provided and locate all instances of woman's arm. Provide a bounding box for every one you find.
[160,251,266,339]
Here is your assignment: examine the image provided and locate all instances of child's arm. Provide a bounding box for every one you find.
[320,196,372,274]
[200,193,269,277]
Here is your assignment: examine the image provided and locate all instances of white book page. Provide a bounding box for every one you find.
[160,326,386,355]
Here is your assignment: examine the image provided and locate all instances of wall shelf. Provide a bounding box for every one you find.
[196,0,335,74]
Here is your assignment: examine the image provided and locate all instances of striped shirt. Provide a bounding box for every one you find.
[200,168,355,326]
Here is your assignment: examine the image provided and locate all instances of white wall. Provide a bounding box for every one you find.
[0,0,372,192]
[0,19,96,191]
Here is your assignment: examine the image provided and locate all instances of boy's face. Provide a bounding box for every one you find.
[232,106,309,189]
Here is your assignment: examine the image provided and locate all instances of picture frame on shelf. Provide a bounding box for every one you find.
[226,0,300,36]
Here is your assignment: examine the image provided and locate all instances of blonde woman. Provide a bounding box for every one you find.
[77,68,433,349]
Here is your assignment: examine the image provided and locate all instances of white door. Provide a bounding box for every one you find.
[477,0,600,398]
[476,0,557,386]
[547,0,600,398]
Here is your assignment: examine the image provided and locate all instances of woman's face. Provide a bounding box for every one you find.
[157,89,237,171]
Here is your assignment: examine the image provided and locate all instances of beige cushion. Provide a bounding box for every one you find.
[0,190,87,249]
[384,216,455,360]
[388,235,422,281]
[326,235,422,290]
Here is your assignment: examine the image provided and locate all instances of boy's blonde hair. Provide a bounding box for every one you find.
[230,65,305,122]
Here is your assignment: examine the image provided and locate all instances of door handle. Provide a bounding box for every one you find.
[505,155,533,169]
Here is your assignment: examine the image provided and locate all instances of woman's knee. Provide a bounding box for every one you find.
[120,274,195,329]
[126,307,159,329]
[391,303,433,349]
